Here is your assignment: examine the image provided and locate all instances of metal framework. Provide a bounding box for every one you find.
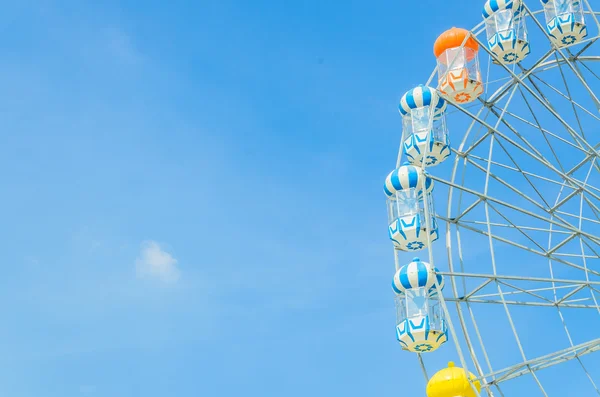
[440,271,600,309]
[483,338,600,386]
[392,2,600,396]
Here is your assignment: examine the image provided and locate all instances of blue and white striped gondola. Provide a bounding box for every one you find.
[399,86,451,167]
[398,85,447,120]
[384,164,439,251]
[392,257,445,297]
[483,0,530,64]
[392,257,448,353]
[541,0,587,47]
[384,163,434,199]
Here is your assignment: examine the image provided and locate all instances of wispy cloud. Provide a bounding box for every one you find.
[135,241,180,283]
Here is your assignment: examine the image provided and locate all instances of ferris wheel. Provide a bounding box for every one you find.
[384,0,600,396]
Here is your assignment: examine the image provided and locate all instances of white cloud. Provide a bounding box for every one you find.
[135,241,180,283]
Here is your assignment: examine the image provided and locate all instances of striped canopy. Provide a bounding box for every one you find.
[399,85,447,119]
[384,164,434,198]
[392,257,445,295]
[482,0,522,19]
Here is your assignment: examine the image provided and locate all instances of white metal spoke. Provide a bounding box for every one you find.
[389,5,600,394]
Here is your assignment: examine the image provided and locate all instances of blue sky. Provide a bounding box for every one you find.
[0,0,598,396]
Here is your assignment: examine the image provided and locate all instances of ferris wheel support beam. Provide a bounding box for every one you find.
[507,97,599,152]
[430,272,488,397]
[456,219,573,236]
[441,21,600,393]
[387,4,600,394]
[462,160,597,218]
[462,130,491,158]
[482,10,600,108]
[446,142,505,395]
[554,55,595,144]
[424,65,439,89]
[547,232,578,254]
[534,55,600,72]
[489,198,553,252]
[462,123,600,237]
[480,133,549,394]
[461,110,571,214]
[453,205,503,394]
[582,0,600,32]
[445,297,599,309]
[578,59,600,84]
[573,163,600,312]
[580,193,600,222]
[471,33,600,161]
[464,152,589,194]
[495,76,589,170]
[417,354,429,382]
[486,49,555,106]
[522,3,600,112]
[479,112,534,388]
[512,87,573,177]
[479,337,600,386]
[573,37,598,59]
[447,89,600,210]
[433,174,600,247]
[448,196,481,224]
[437,270,600,309]
[556,55,600,115]
[556,284,588,305]
[568,148,600,177]
[556,159,600,395]
[432,8,600,397]
[460,150,556,220]
[528,74,600,122]
[535,62,596,149]
[568,54,600,112]
[550,188,584,214]
[439,214,600,277]
[448,291,600,310]
[447,153,501,396]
